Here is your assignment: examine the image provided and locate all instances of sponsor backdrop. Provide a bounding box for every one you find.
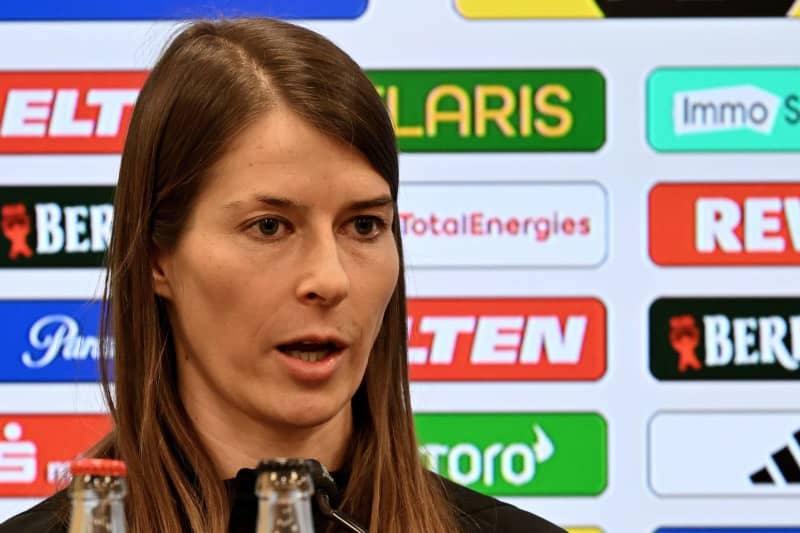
[0,1,798,532]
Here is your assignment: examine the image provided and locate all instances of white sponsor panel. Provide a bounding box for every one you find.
[649,411,800,496]
[398,182,607,268]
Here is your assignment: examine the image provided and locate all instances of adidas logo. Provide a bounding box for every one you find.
[750,429,800,485]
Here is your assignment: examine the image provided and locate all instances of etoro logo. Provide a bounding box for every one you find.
[0,72,146,153]
[0,415,110,496]
[408,298,606,381]
[648,68,800,151]
[416,413,607,496]
[367,69,605,152]
[649,183,800,266]
[649,297,800,380]
[400,182,608,268]
[0,186,114,267]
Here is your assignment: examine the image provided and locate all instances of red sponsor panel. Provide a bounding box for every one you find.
[0,72,147,153]
[649,183,800,266]
[407,298,606,381]
[0,414,110,496]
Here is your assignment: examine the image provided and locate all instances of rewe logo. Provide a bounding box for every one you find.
[408,298,606,381]
[421,424,555,487]
[751,428,800,485]
[649,183,800,266]
[415,413,607,496]
[650,298,800,380]
[0,187,115,268]
[0,415,110,496]
[0,72,146,153]
[674,85,781,135]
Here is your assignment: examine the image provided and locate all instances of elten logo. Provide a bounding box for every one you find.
[649,411,800,496]
[416,412,607,496]
[367,69,605,151]
[649,183,800,266]
[0,300,108,382]
[648,68,800,151]
[0,415,110,496]
[399,182,607,268]
[0,186,115,267]
[649,297,800,380]
[0,72,146,153]
[408,298,606,381]
[0,1,368,20]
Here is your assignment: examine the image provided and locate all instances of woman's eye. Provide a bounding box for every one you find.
[256,217,282,236]
[350,216,386,239]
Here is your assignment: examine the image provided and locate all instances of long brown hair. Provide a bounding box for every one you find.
[91,17,457,533]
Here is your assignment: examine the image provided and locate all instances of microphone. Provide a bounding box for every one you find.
[303,459,369,533]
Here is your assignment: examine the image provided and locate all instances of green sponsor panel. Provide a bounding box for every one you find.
[0,186,115,268]
[648,67,800,151]
[367,69,605,151]
[415,412,607,496]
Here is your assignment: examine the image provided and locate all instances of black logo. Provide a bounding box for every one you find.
[649,297,800,380]
[751,429,800,484]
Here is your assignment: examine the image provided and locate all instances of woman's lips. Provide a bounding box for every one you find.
[276,346,345,383]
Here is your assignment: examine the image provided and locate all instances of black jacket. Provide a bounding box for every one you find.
[0,469,565,532]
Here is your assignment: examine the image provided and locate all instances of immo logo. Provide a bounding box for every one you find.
[408,298,606,381]
[649,411,800,496]
[649,297,800,380]
[0,187,114,267]
[0,72,146,153]
[416,413,607,496]
[0,415,110,496]
[0,1,367,20]
[399,182,608,268]
[648,68,800,151]
[0,300,108,382]
[649,183,800,266]
[456,0,800,18]
[367,69,605,151]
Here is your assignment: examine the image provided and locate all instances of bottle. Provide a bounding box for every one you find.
[67,458,128,533]
[254,458,315,533]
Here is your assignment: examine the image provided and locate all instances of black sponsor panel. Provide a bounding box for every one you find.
[649,297,800,380]
[0,186,114,268]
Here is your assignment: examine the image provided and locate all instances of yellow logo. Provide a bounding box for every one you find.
[791,0,800,16]
[455,0,603,19]
[566,528,604,533]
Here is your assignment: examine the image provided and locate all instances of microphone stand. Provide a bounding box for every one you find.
[304,459,369,533]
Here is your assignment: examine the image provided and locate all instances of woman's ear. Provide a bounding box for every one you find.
[151,248,174,300]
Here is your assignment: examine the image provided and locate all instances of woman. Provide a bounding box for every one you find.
[0,18,564,533]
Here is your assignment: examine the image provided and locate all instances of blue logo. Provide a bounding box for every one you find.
[656,527,800,533]
[0,0,367,21]
[0,300,108,382]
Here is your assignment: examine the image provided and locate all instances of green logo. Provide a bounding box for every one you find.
[648,67,800,151]
[415,412,607,496]
[367,69,605,152]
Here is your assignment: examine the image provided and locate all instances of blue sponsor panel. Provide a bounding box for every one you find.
[0,300,106,382]
[0,0,367,21]
[656,527,800,533]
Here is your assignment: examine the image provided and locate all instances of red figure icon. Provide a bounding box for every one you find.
[669,314,703,372]
[1,203,34,260]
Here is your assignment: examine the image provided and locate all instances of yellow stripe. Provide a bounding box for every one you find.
[790,1,800,16]
[455,0,604,19]
[566,528,604,533]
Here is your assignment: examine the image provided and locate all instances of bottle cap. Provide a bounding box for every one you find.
[70,458,127,477]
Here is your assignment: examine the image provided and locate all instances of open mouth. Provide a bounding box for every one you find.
[277,341,344,363]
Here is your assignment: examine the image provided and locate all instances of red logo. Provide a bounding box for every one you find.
[1,203,33,259]
[649,183,800,265]
[0,415,110,496]
[407,298,606,381]
[669,314,702,372]
[0,72,147,153]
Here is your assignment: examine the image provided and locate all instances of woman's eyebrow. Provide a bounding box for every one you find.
[222,194,394,211]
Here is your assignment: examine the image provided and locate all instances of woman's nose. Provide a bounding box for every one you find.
[294,233,350,307]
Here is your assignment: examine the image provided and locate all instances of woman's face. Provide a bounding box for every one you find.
[153,106,399,432]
